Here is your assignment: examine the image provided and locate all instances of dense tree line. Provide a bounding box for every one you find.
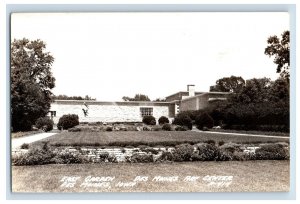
[52,95,96,100]
[122,94,150,101]
[207,77,289,131]
[202,30,290,132]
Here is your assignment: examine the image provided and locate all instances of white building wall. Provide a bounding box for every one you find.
[50,103,169,124]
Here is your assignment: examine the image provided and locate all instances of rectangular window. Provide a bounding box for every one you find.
[50,111,56,117]
[140,107,153,117]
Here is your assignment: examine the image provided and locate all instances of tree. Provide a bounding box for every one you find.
[265,30,290,79]
[221,77,289,131]
[210,76,245,93]
[11,38,55,131]
[122,94,150,101]
[230,78,272,104]
[154,98,166,102]
[52,94,96,100]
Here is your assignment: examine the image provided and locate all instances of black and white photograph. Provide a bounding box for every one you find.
[10,11,290,193]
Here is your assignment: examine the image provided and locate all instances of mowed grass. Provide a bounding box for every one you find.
[12,160,290,192]
[11,130,44,139]
[33,131,290,147]
[209,129,289,136]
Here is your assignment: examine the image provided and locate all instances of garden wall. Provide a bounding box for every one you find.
[50,101,171,124]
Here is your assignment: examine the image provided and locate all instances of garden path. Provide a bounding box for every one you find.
[11,132,57,149]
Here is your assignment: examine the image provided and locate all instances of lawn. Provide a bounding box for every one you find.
[33,131,290,147]
[209,129,289,136]
[11,130,44,139]
[12,160,290,192]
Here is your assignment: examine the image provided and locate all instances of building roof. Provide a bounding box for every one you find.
[165,91,204,100]
[52,100,173,106]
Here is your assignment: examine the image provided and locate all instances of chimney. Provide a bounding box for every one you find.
[187,84,195,97]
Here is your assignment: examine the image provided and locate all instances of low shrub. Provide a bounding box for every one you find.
[192,143,220,161]
[142,147,159,155]
[172,113,193,130]
[162,123,172,131]
[195,112,214,130]
[158,116,169,125]
[142,116,156,125]
[93,152,117,162]
[232,151,247,161]
[157,151,174,162]
[106,126,113,131]
[172,144,194,162]
[129,153,154,163]
[218,141,225,146]
[205,140,216,146]
[255,143,289,160]
[57,114,79,130]
[51,151,88,164]
[20,143,29,149]
[219,142,241,153]
[35,117,54,132]
[12,142,54,165]
[143,126,152,131]
[174,125,188,131]
[217,150,234,161]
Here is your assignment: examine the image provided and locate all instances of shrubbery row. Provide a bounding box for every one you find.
[12,142,289,165]
[172,111,215,130]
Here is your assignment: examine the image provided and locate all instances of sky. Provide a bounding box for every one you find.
[11,12,289,101]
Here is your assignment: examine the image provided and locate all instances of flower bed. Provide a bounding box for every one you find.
[12,141,289,165]
[68,122,186,132]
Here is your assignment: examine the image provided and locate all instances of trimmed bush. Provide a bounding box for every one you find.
[57,114,79,130]
[35,117,54,132]
[129,153,154,163]
[191,143,220,161]
[106,126,113,131]
[255,143,289,160]
[162,123,172,131]
[142,115,156,125]
[218,141,225,146]
[175,125,188,131]
[158,116,169,125]
[51,152,88,164]
[195,112,214,130]
[20,143,29,149]
[172,113,193,130]
[172,144,194,162]
[12,142,54,165]
[143,126,151,131]
[142,147,159,155]
[205,140,216,146]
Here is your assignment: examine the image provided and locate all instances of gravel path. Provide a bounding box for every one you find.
[12,132,57,149]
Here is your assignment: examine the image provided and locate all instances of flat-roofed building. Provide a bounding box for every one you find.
[49,85,230,123]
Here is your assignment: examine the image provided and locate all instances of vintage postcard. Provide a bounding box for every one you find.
[10,12,290,193]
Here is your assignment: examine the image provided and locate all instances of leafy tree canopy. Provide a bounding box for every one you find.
[122,94,151,101]
[265,30,290,79]
[210,76,245,93]
[229,77,272,104]
[11,38,55,131]
[154,98,166,102]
